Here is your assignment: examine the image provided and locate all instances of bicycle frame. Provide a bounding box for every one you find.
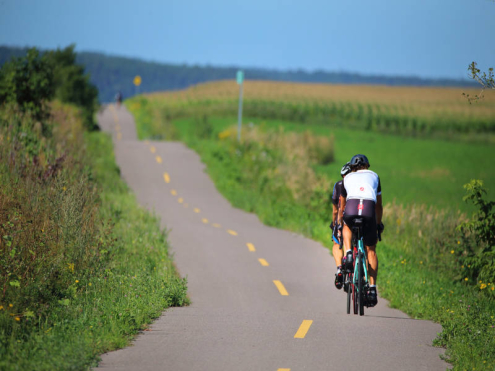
[353,235,369,288]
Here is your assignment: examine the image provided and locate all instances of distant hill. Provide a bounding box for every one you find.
[0,45,477,103]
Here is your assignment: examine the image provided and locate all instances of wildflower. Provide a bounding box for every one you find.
[89,283,92,286]
[420,261,423,264]
[0,306,3,310]
[63,186,67,191]
[457,241,460,245]
[465,278,468,281]
[492,287,494,291]
[461,265,464,268]
[9,304,13,307]
[480,284,487,289]
[75,280,79,283]
[450,250,454,254]
[15,317,20,321]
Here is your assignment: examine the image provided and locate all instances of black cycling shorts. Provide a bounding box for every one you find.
[343,199,378,246]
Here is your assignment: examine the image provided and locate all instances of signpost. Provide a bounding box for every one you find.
[133,75,142,95]
[236,70,244,141]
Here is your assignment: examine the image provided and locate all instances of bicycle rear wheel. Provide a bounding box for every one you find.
[358,252,365,316]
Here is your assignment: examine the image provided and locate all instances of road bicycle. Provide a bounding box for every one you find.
[343,218,381,316]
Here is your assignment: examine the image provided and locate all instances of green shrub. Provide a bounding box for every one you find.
[457,180,495,286]
[0,49,53,128]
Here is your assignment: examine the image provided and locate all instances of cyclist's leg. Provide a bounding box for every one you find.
[365,244,378,285]
[332,239,343,267]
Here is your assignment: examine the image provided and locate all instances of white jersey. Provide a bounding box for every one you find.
[342,170,381,202]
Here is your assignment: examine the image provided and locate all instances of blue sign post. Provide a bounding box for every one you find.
[236,70,244,141]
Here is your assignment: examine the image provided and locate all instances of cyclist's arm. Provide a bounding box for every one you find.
[332,203,338,224]
[376,194,383,224]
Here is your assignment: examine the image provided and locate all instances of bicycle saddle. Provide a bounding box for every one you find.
[353,218,364,225]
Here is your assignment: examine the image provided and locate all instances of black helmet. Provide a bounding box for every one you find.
[349,154,370,168]
[340,162,351,177]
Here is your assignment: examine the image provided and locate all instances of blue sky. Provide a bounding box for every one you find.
[0,0,494,79]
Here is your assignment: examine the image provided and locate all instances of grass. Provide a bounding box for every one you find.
[126,97,495,370]
[159,115,495,214]
[0,103,188,370]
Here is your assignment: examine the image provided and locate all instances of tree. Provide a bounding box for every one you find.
[0,48,54,121]
[463,62,495,103]
[44,45,98,130]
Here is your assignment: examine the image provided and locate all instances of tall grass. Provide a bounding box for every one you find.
[0,103,188,370]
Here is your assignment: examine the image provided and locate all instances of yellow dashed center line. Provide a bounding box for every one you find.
[163,172,170,183]
[116,132,122,140]
[294,320,313,339]
[193,208,201,213]
[273,280,289,296]
[178,197,183,203]
[170,189,177,196]
[212,223,221,228]
[278,369,291,371]
[227,229,238,236]
[246,243,256,252]
[155,156,162,164]
[202,218,209,224]
[258,258,269,266]
[150,146,156,153]
[115,124,121,131]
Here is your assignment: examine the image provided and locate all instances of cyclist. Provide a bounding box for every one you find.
[339,154,384,307]
[331,162,351,290]
[115,91,123,106]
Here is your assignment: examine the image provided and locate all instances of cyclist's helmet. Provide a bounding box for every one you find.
[340,162,351,177]
[349,154,370,168]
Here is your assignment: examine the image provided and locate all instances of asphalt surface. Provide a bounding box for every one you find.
[96,105,447,371]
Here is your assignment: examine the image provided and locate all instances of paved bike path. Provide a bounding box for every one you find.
[96,105,447,371]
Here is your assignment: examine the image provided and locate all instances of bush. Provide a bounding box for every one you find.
[0,48,54,126]
[457,180,495,286]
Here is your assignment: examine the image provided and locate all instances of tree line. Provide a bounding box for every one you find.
[1,45,476,103]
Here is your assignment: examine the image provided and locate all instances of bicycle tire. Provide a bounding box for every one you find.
[358,252,365,316]
[352,249,358,315]
[346,273,351,314]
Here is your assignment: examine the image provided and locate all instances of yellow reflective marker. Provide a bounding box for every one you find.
[258,258,269,266]
[193,208,201,213]
[170,189,177,196]
[278,369,291,371]
[156,156,162,164]
[227,229,238,236]
[178,197,183,203]
[163,173,170,183]
[117,132,122,140]
[294,320,313,339]
[150,146,156,153]
[212,223,221,228]
[273,280,289,296]
[246,243,256,252]
[202,218,209,224]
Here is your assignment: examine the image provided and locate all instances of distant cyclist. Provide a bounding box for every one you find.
[331,162,351,290]
[115,91,123,106]
[339,154,384,307]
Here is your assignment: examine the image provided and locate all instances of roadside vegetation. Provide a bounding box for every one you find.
[0,49,187,370]
[127,84,495,370]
